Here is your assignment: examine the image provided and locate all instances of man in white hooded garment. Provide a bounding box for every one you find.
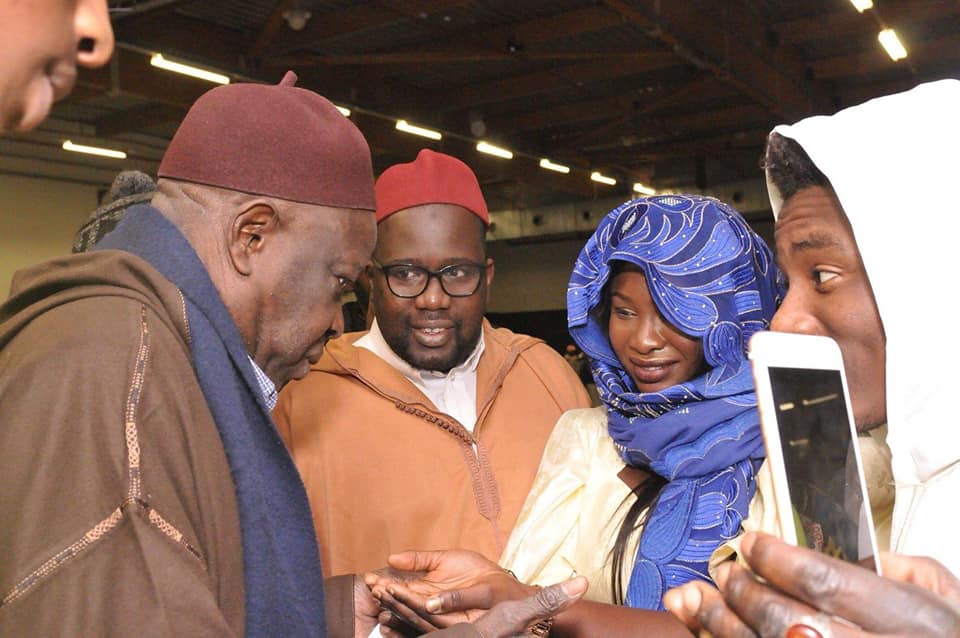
[764,79,960,572]
[664,79,960,637]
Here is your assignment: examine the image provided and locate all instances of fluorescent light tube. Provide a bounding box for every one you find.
[878,29,908,61]
[633,182,656,195]
[395,119,442,140]
[476,141,513,159]
[590,171,616,186]
[539,158,570,174]
[150,53,230,84]
[62,140,127,159]
[336,105,351,117]
[849,0,873,12]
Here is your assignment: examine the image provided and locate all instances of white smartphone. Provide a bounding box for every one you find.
[748,331,881,574]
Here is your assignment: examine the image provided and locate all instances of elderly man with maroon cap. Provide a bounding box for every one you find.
[274,149,591,582]
[0,72,377,636]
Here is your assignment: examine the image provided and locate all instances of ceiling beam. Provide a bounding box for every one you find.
[113,12,245,69]
[435,52,679,112]
[381,5,626,56]
[111,0,189,21]
[457,5,625,49]
[95,103,186,137]
[554,75,736,149]
[295,4,643,119]
[644,104,771,137]
[269,49,675,66]
[562,102,770,154]
[810,35,960,79]
[597,129,770,165]
[491,75,733,135]
[773,0,960,45]
[600,0,827,120]
[496,94,637,135]
[247,0,300,60]
[837,78,921,108]
[274,0,474,54]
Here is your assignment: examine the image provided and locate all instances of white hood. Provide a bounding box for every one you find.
[767,80,960,489]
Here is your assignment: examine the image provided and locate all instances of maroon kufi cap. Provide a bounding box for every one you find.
[158,71,375,210]
[375,149,489,225]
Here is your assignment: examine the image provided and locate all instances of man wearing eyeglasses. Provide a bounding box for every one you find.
[274,149,591,583]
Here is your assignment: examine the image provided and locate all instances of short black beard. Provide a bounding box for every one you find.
[384,318,480,373]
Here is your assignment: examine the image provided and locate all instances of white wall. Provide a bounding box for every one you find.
[0,174,101,297]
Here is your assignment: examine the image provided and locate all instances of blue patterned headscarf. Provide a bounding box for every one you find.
[567,195,781,609]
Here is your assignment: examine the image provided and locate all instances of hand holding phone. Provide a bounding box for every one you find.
[748,332,881,574]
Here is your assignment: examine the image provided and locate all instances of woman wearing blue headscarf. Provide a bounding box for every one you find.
[501,194,782,611]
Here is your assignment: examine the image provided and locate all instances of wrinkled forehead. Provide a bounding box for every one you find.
[774,186,853,241]
[289,204,376,271]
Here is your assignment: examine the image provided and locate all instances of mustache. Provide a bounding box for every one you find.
[409,311,461,326]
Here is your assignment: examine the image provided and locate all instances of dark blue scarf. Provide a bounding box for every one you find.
[568,196,781,609]
[97,204,326,636]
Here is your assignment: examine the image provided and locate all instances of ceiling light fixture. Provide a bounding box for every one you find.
[150,53,230,84]
[476,141,513,159]
[849,0,873,12]
[336,105,352,117]
[395,119,442,140]
[282,8,312,31]
[591,171,616,186]
[878,28,908,61]
[539,158,570,174]
[468,110,487,137]
[62,140,127,159]
[633,182,656,195]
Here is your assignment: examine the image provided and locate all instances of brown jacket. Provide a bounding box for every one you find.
[0,252,246,636]
[274,321,592,577]
[0,252,355,636]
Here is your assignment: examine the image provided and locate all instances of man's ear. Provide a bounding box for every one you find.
[229,203,279,276]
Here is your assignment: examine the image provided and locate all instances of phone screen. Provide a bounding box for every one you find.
[768,366,877,571]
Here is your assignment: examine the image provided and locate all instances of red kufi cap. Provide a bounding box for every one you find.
[375,149,489,225]
[158,71,375,210]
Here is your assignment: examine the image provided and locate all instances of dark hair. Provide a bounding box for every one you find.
[610,473,668,603]
[762,132,831,202]
[595,260,670,604]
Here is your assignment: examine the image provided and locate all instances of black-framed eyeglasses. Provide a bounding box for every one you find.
[372,259,487,298]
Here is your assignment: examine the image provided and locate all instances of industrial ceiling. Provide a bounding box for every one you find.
[2,0,958,213]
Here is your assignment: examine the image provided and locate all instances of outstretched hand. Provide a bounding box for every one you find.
[663,531,960,638]
[470,575,588,638]
[363,549,536,631]
[353,566,430,637]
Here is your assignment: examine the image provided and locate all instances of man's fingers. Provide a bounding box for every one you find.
[365,571,393,589]
[374,586,441,634]
[388,550,443,573]
[722,562,868,638]
[425,583,497,614]
[878,552,960,608]
[471,576,588,638]
[741,532,875,615]
[378,611,415,637]
[664,579,756,637]
[385,582,468,629]
[741,533,958,634]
